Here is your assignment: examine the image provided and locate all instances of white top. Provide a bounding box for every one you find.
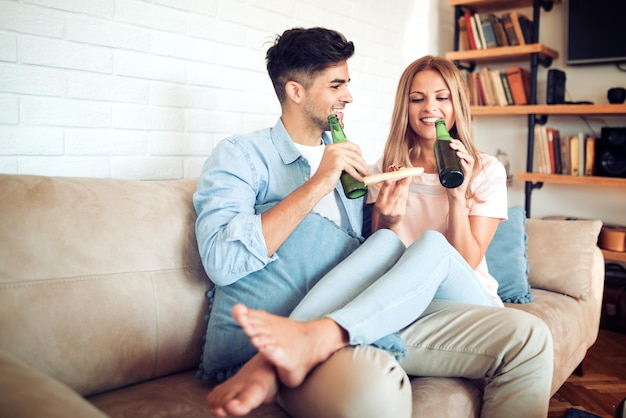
[295,142,346,228]
[367,153,508,305]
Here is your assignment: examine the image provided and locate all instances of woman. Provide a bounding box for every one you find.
[368,54,508,305]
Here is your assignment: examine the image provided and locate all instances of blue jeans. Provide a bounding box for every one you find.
[291,228,499,352]
[198,213,363,382]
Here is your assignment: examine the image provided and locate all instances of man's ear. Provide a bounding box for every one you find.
[285,81,304,104]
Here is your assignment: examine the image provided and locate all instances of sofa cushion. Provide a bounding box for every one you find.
[525,218,602,301]
[0,175,210,396]
[485,205,533,303]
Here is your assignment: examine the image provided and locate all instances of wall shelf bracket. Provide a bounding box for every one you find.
[538,54,553,68]
[453,60,476,72]
[539,0,554,12]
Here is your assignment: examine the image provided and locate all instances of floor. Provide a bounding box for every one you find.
[548,328,626,418]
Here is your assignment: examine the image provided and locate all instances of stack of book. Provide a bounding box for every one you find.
[462,66,531,106]
[457,10,533,51]
[533,126,596,176]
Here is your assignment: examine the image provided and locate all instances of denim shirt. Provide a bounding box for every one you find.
[193,118,364,286]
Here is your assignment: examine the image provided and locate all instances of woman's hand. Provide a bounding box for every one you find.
[372,175,412,231]
[447,139,474,198]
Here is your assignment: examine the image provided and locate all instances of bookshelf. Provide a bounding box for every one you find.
[447,0,626,263]
[470,104,626,116]
[448,0,560,11]
[517,173,626,188]
[446,44,558,64]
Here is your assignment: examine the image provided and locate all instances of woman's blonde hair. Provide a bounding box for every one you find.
[382,55,482,201]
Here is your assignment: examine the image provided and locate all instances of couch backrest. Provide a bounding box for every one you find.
[0,174,211,396]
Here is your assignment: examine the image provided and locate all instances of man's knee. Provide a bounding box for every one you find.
[506,309,553,359]
[278,345,412,418]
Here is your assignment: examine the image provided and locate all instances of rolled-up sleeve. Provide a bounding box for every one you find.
[193,138,275,286]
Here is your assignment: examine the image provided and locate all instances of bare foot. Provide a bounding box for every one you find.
[206,354,278,417]
[232,303,348,388]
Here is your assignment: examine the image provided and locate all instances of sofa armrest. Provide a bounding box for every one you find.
[525,218,603,301]
[0,349,108,418]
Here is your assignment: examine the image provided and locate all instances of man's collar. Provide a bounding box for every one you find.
[272,118,331,164]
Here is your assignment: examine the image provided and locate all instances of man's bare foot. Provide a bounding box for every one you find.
[206,354,278,417]
[232,303,348,388]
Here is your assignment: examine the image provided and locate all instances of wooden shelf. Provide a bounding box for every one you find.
[446,44,558,64]
[517,173,626,188]
[448,0,560,13]
[602,249,626,263]
[471,104,626,116]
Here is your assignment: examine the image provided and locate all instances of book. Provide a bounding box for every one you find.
[489,13,509,47]
[551,128,563,174]
[577,132,585,176]
[501,13,520,46]
[457,16,469,51]
[499,71,515,105]
[540,126,551,173]
[546,127,562,174]
[532,125,542,172]
[560,134,571,175]
[470,11,484,49]
[585,136,595,176]
[517,13,534,44]
[464,11,478,50]
[474,12,488,49]
[475,72,487,106]
[505,66,531,105]
[480,67,497,106]
[489,69,508,106]
[545,128,556,174]
[510,11,527,46]
[480,14,498,48]
[467,71,479,106]
[570,135,579,176]
[534,125,550,174]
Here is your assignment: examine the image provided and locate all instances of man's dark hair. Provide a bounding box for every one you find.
[266,27,355,103]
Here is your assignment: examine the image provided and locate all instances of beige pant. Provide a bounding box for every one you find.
[279,301,553,418]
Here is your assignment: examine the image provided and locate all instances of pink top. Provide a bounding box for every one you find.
[367,153,508,306]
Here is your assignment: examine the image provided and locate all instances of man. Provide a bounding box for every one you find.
[193,27,553,418]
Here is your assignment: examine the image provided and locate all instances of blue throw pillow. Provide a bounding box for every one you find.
[485,205,533,303]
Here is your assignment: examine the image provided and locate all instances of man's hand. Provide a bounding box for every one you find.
[310,142,369,196]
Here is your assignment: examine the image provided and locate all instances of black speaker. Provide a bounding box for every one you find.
[594,127,626,178]
[547,69,566,104]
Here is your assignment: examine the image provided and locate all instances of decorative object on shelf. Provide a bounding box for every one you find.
[547,69,566,104]
[595,127,626,178]
[608,87,626,104]
[495,149,512,186]
[599,224,626,253]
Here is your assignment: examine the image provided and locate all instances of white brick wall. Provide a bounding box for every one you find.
[0,0,448,180]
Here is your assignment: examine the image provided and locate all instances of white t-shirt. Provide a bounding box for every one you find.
[367,153,508,305]
[295,142,346,228]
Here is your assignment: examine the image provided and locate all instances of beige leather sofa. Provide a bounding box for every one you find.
[0,174,604,418]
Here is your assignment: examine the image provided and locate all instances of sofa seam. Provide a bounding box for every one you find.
[0,266,200,289]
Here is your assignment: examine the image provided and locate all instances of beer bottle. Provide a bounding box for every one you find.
[434,118,464,188]
[327,114,368,199]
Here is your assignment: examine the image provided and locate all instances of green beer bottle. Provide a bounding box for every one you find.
[434,118,464,188]
[327,114,368,199]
